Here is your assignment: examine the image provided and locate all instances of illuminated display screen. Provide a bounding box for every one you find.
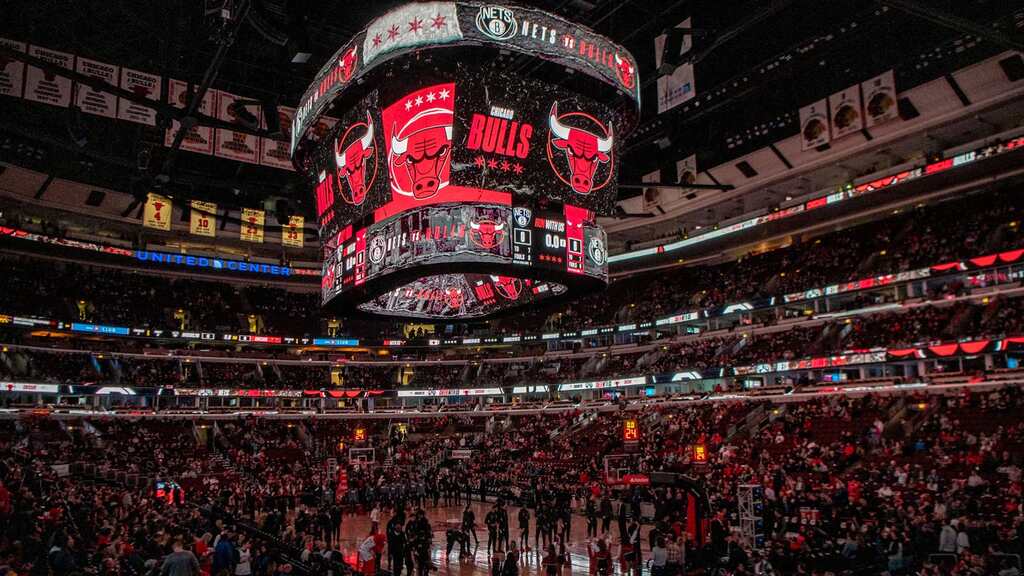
[300,3,637,318]
[314,73,625,241]
[623,418,640,442]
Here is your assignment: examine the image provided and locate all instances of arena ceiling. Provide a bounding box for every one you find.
[0,0,1020,223]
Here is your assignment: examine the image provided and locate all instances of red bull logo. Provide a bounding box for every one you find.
[334,111,377,206]
[389,108,453,199]
[547,102,614,195]
[338,46,358,82]
[613,53,636,90]
[490,275,522,300]
[469,219,506,249]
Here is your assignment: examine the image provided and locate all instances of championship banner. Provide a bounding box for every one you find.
[654,18,695,114]
[74,57,119,118]
[166,79,216,155]
[189,200,217,237]
[240,207,265,243]
[117,67,160,125]
[282,215,305,248]
[259,106,295,170]
[24,45,74,107]
[362,2,463,65]
[214,91,261,164]
[862,69,898,128]
[829,84,863,140]
[0,39,26,98]
[799,99,831,151]
[143,193,172,231]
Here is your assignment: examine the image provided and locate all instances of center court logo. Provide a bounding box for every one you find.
[475,5,518,41]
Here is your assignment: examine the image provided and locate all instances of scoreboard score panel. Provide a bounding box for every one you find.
[321,201,606,318]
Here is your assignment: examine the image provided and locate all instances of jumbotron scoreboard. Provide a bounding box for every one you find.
[292,1,640,319]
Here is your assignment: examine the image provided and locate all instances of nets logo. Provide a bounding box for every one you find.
[588,236,606,265]
[513,207,532,228]
[368,235,386,265]
[476,5,518,41]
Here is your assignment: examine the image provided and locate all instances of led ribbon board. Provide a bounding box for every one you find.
[296,2,638,319]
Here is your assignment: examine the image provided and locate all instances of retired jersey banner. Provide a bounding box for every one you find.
[282,215,305,248]
[0,39,26,98]
[676,153,697,187]
[215,91,261,164]
[259,106,295,170]
[117,67,160,125]
[24,45,73,107]
[166,79,216,155]
[189,200,217,237]
[862,69,898,128]
[654,18,696,114]
[240,207,265,243]
[799,99,831,151]
[829,84,863,140]
[143,193,172,231]
[74,57,119,118]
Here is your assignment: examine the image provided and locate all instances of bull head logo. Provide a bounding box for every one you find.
[469,219,505,249]
[490,275,522,300]
[335,111,376,206]
[389,108,453,200]
[445,287,463,309]
[613,53,636,90]
[548,102,613,195]
[338,46,358,82]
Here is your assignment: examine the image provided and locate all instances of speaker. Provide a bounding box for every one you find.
[85,189,105,207]
[735,161,758,178]
[275,198,291,225]
[263,101,282,137]
[897,97,919,120]
[998,54,1024,82]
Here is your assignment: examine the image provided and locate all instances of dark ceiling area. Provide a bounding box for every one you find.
[0,0,1020,215]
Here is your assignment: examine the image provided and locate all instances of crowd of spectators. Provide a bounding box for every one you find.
[4,385,1024,576]
[5,295,1024,391]
[1,187,1022,343]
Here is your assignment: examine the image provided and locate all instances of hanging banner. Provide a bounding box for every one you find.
[143,193,172,231]
[676,153,697,187]
[641,170,660,212]
[282,215,305,248]
[74,57,119,118]
[117,67,160,125]
[165,79,216,155]
[24,45,74,107]
[189,200,217,237]
[240,207,265,243]
[829,84,863,140]
[0,39,26,98]
[654,18,695,114]
[799,99,831,151]
[259,105,296,170]
[862,69,898,128]
[214,91,261,164]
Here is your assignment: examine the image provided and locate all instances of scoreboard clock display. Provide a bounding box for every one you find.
[297,1,637,319]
